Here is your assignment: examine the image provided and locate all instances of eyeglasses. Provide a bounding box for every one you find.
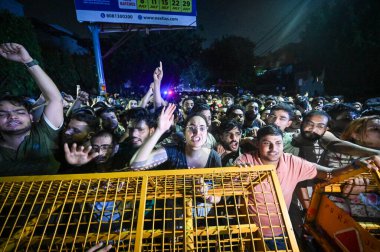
[233,113,244,118]
[303,121,327,130]
[92,144,113,152]
[186,125,208,133]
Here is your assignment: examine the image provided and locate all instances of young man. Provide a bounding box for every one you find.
[243,99,265,130]
[97,107,125,141]
[0,43,64,176]
[181,97,194,120]
[325,103,359,138]
[58,112,101,173]
[63,130,120,172]
[61,112,100,148]
[267,103,294,132]
[222,93,234,109]
[292,110,380,167]
[216,120,243,166]
[235,125,379,250]
[266,103,296,154]
[226,105,245,127]
[112,107,156,169]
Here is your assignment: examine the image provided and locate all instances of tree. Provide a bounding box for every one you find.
[179,61,209,88]
[0,11,41,96]
[202,36,256,89]
[299,0,380,98]
[41,46,98,95]
[103,30,203,93]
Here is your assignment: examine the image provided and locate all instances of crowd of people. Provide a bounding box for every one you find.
[1,43,380,250]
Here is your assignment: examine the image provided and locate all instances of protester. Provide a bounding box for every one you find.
[216,119,245,166]
[235,125,380,250]
[4,42,380,252]
[63,130,120,172]
[221,92,234,109]
[0,43,64,176]
[341,115,380,149]
[130,104,221,171]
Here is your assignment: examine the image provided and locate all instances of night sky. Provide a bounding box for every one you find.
[22,0,327,55]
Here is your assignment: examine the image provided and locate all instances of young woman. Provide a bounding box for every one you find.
[129,104,221,170]
[341,115,380,149]
[130,104,222,218]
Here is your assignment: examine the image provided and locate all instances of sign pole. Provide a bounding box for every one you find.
[89,24,106,95]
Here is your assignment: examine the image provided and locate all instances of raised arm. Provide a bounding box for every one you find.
[139,82,154,108]
[129,103,176,170]
[321,131,380,156]
[315,155,380,180]
[153,61,167,108]
[30,93,46,122]
[66,90,89,117]
[0,43,63,128]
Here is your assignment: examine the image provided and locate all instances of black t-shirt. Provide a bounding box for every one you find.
[162,144,222,169]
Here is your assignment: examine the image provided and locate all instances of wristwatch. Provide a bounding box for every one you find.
[25,59,39,68]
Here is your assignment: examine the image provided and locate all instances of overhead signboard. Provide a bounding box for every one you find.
[74,0,197,27]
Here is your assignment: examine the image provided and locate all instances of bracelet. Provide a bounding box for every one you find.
[25,59,39,68]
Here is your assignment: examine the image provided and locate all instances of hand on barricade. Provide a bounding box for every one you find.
[195,177,221,204]
[342,176,371,200]
[87,242,112,252]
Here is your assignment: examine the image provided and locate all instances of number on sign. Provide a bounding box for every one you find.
[172,0,179,6]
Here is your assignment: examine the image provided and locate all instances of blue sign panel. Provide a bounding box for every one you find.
[74,0,196,27]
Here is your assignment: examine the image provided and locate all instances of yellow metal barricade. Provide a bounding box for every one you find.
[305,163,380,252]
[0,166,299,251]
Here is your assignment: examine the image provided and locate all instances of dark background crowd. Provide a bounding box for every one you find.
[1,40,380,251]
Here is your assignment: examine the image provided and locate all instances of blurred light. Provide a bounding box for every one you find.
[164,91,168,95]
[168,90,173,95]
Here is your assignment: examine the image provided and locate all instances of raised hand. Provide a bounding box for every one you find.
[365,155,380,171]
[157,103,176,133]
[64,143,99,165]
[153,61,163,82]
[77,90,89,103]
[216,144,227,157]
[0,43,33,63]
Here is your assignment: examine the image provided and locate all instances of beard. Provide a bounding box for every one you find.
[1,123,32,136]
[221,140,239,152]
[301,129,323,142]
[245,112,257,121]
[94,155,110,164]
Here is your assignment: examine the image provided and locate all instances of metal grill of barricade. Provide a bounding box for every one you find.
[0,166,299,251]
[305,163,380,252]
